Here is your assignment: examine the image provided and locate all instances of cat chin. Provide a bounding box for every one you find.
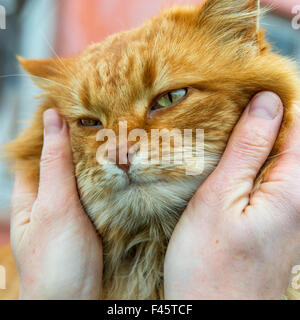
[76,159,217,239]
[80,172,205,234]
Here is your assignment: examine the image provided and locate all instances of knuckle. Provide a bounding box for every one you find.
[262,182,300,218]
[194,178,226,208]
[35,192,79,224]
[32,201,53,226]
[40,146,68,168]
[231,129,270,159]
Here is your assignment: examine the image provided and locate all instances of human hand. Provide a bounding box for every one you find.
[164,92,300,299]
[10,109,103,300]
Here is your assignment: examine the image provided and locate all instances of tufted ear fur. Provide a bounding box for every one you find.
[198,0,268,52]
[17,56,74,90]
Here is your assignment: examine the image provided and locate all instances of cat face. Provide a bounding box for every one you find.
[68,26,224,229]
[15,0,298,233]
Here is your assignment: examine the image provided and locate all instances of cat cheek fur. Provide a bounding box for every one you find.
[2,0,300,299]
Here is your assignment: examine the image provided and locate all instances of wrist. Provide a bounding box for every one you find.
[165,249,289,300]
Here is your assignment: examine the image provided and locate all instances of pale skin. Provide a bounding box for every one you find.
[11,91,300,300]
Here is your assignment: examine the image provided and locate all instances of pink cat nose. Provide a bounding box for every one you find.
[111,143,136,174]
[117,160,131,173]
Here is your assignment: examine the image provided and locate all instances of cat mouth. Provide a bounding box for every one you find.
[127,176,168,187]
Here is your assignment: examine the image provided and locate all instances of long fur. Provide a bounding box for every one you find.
[1,0,300,299]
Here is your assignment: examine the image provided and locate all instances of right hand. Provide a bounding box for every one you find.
[165,92,300,299]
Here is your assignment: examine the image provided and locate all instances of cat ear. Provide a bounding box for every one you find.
[198,0,268,52]
[17,56,72,89]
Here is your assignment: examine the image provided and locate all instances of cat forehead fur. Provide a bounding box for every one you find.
[72,3,263,117]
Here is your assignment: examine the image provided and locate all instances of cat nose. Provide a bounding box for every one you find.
[114,143,136,174]
[117,160,130,173]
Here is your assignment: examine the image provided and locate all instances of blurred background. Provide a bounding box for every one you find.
[0,0,299,245]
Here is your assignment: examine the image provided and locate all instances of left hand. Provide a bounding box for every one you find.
[10,109,103,300]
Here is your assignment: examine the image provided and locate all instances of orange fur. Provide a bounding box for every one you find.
[1,0,300,299]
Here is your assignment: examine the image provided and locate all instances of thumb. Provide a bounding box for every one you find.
[203,92,283,205]
[38,109,78,203]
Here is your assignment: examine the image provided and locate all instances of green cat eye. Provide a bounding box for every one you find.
[79,119,103,128]
[154,88,187,111]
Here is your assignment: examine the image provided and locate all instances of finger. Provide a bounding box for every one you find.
[37,109,78,204]
[10,171,36,225]
[206,92,283,204]
[259,105,300,208]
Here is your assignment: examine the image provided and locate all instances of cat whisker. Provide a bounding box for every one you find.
[31,75,78,96]
[38,31,73,77]
[267,147,299,160]
[0,73,78,98]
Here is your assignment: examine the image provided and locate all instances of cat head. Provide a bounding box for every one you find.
[11,0,299,233]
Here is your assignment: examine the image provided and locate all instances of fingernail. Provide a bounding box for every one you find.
[43,109,63,134]
[249,92,282,120]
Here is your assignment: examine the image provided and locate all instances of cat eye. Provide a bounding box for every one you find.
[151,88,188,114]
[79,119,103,128]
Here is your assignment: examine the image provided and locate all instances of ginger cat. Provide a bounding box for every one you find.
[1,0,300,300]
